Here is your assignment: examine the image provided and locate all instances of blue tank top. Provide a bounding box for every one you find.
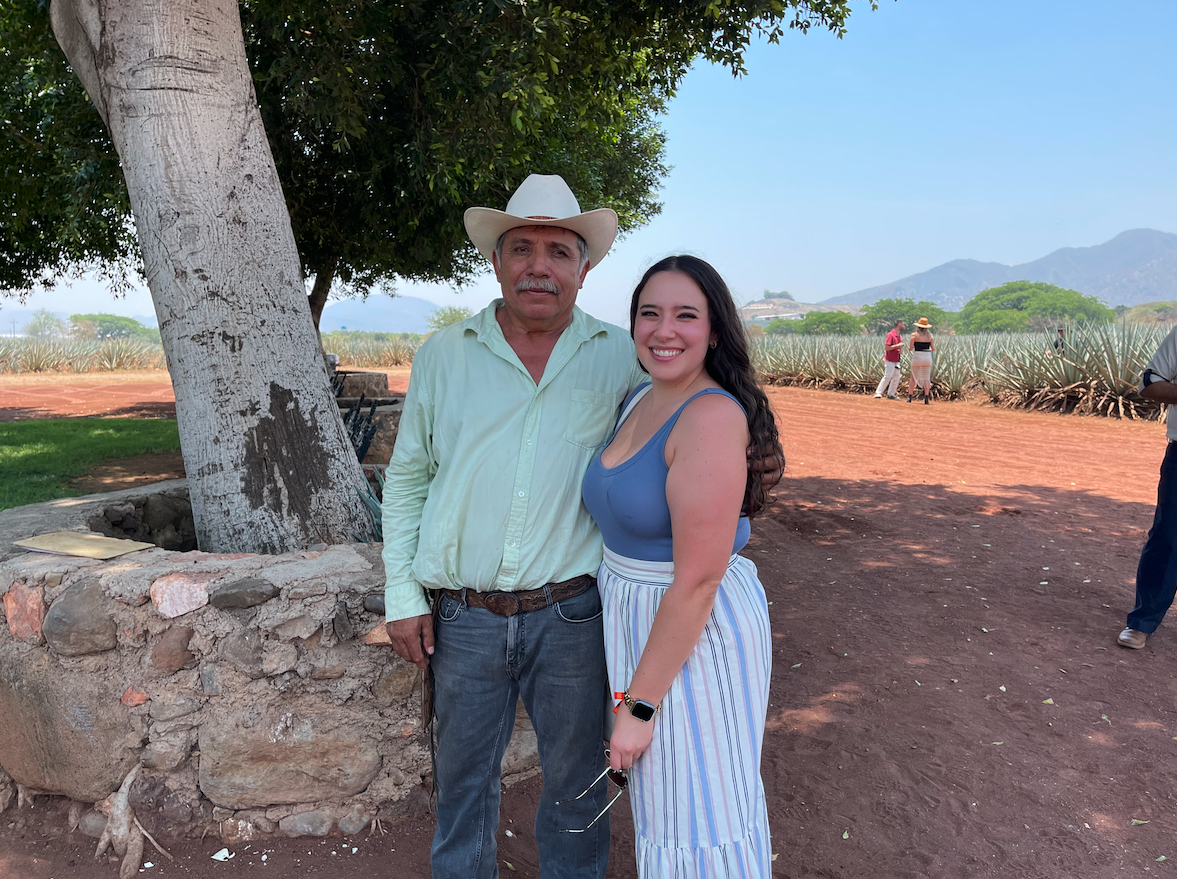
[582,384,751,562]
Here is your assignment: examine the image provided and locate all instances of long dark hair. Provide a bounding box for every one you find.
[629,255,784,518]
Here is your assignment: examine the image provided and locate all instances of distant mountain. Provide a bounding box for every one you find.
[821,229,1177,310]
[320,295,438,334]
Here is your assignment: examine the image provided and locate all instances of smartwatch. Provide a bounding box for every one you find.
[619,690,660,722]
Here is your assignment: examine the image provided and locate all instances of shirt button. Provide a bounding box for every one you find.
[509,540,516,547]
[527,440,533,446]
[518,491,525,497]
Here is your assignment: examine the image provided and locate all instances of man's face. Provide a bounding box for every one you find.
[493,226,589,330]
[896,321,905,332]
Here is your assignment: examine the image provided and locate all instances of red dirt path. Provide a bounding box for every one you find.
[3,381,1176,878]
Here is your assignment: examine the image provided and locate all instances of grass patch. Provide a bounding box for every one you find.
[0,418,181,511]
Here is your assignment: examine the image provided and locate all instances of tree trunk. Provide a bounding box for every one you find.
[307,258,338,332]
[50,0,374,552]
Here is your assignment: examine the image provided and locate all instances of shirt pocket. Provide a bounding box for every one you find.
[564,389,617,450]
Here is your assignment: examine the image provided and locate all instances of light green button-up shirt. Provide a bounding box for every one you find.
[381,300,643,622]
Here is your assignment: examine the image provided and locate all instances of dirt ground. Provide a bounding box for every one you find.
[3,377,1177,878]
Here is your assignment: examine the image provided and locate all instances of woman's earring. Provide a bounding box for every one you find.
[709,340,717,349]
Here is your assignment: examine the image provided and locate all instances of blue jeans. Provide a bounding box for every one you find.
[430,586,610,879]
[1128,441,1177,633]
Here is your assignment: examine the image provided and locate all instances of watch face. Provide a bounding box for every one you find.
[630,700,657,722]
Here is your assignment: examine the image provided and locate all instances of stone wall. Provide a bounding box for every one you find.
[0,482,538,857]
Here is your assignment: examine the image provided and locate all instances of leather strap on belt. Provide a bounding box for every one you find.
[437,574,595,618]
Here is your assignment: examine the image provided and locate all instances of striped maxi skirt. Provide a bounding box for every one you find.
[599,547,773,878]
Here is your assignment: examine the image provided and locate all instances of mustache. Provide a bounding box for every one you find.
[515,278,559,294]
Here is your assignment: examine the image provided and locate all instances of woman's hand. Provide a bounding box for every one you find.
[608,711,656,771]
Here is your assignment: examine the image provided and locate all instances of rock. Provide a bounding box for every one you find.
[150,573,213,619]
[337,807,370,835]
[141,733,193,772]
[78,810,109,838]
[221,817,261,844]
[310,664,346,680]
[273,615,319,641]
[262,642,298,676]
[198,704,382,808]
[371,663,418,706]
[43,579,117,656]
[43,572,63,588]
[363,623,392,645]
[363,593,385,615]
[149,694,201,722]
[338,371,388,398]
[219,629,263,678]
[3,580,45,645]
[199,665,222,695]
[307,543,329,553]
[142,493,189,531]
[279,809,333,837]
[332,601,354,642]
[288,583,327,600]
[103,502,135,526]
[151,626,196,673]
[120,686,148,707]
[0,643,139,801]
[209,577,278,610]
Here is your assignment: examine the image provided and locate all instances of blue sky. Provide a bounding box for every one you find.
[17,0,1177,327]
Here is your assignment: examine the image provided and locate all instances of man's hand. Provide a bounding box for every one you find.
[385,614,435,670]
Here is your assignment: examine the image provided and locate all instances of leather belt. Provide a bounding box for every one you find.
[437,574,595,618]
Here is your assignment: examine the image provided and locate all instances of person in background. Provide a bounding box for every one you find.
[582,255,783,877]
[1118,325,1177,650]
[907,317,935,404]
[874,317,904,399]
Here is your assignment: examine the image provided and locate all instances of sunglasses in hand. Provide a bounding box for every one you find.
[555,749,628,833]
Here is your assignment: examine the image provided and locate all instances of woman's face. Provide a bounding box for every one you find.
[633,271,717,385]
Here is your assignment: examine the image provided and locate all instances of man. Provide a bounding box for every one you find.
[381,174,640,878]
[1118,325,1177,649]
[1053,326,1067,355]
[873,317,904,399]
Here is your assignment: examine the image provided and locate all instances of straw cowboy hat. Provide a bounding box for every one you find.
[463,174,618,269]
[914,317,932,329]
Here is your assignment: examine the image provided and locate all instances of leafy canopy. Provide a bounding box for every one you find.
[959,281,1115,333]
[858,297,956,335]
[2,0,865,319]
[766,311,861,335]
[426,305,474,331]
[69,313,159,341]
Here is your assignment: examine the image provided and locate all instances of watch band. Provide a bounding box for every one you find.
[614,689,660,722]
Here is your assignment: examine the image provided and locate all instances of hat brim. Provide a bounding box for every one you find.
[464,206,618,269]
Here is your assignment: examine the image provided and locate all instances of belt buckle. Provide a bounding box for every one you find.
[483,592,520,617]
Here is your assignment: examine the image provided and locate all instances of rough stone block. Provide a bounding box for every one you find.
[151,626,196,673]
[150,573,213,619]
[219,629,263,678]
[0,643,139,802]
[209,578,278,610]
[198,704,382,808]
[371,663,418,706]
[43,579,117,656]
[337,371,389,398]
[262,642,298,676]
[78,810,108,838]
[3,580,45,645]
[279,809,334,837]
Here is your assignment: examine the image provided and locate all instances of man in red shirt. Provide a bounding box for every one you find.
[873,318,904,399]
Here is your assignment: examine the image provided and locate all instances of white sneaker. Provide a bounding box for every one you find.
[873,394,882,399]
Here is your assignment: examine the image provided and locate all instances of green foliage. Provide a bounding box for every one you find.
[764,317,800,335]
[3,0,863,317]
[959,281,1115,333]
[0,417,181,509]
[0,1,139,295]
[763,291,795,300]
[69,313,159,341]
[23,307,65,338]
[858,298,956,335]
[426,305,474,331]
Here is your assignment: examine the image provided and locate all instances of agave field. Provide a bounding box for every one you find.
[323,336,421,368]
[0,338,166,373]
[753,323,1171,419]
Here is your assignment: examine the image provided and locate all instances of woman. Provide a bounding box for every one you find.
[581,255,783,877]
[907,316,935,404]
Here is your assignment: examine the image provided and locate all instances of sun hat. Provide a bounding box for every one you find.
[915,317,931,329]
[463,174,619,269]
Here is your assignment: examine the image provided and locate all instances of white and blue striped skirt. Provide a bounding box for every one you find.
[599,548,773,878]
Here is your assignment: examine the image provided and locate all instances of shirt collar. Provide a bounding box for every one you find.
[468,299,611,343]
